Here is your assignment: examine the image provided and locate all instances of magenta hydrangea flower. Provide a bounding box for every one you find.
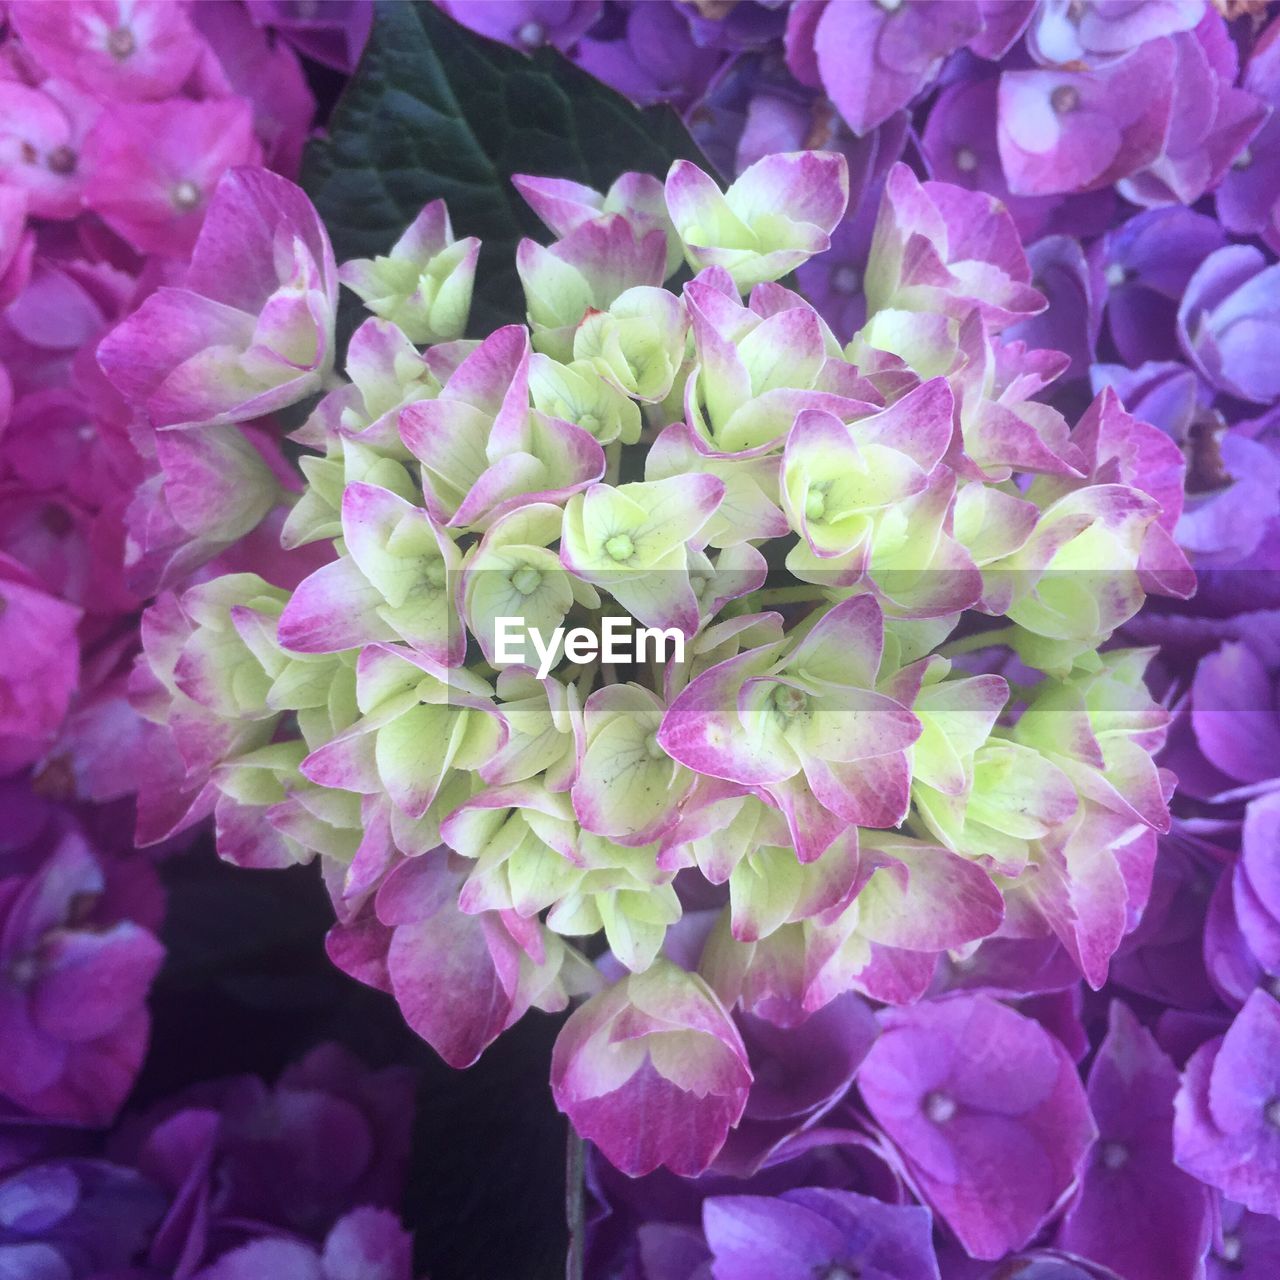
[98,167,338,429]
[7,1,207,102]
[0,78,100,220]
[0,554,82,775]
[552,960,751,1177]
[81,97,263,258]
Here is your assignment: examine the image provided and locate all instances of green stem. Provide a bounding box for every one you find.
[749,586,832,607]
[604,441,622,487]
[936,625,1019,658]
[565,1128,586,1280]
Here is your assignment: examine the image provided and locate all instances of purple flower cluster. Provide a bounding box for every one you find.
[0,1040,417,1279]
[420,2,1280,1276]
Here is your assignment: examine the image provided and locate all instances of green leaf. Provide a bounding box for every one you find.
[302,0,708,334]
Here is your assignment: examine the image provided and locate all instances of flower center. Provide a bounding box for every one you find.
[1218,1233,1242,1264]
[954,146,978,173]
[1105,262,1128,288]
[832,266,860,295]
[422,560,447,590]
[645,732,666,760]
[511,566,543,596]
[924,1090,957,1123]
[1051,85,1080,114]
[804,487,828,522]
[771,684,808,719]
[46,146,77,175]
[1233,147,1253,170]
[107,25,136,59]
[171,181,201,212]
[517,20,546,46]
[1101,1141,1128,1170]
[605,534,635,562]
[876,0,903,10]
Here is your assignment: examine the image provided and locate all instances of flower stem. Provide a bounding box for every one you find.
[937,626,1019,657]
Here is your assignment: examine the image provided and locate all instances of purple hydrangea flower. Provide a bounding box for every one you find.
[1173,988,1280,1217]
[1178,244,1280,405]
[574,4,723,111]
[998,40,1176,195]
[701,1187,940,1280]
[857,994,1096,1260]
[1057,1002,1212,1280]
[436,0,600,53]
[1208,1198,1280,1279]
[1118,12,1267,208]
[245,1,373,73]
[0,788,164,1126]
[786,0,983,136]
[1096,207,1227,367]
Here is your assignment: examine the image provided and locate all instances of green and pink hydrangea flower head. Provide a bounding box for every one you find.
[107,149,1193,1178]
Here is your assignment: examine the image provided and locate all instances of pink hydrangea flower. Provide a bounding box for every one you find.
[551,958,752,1176]
[8,0,207,101]
[0,553,82,775]
[0,78,101,219]
[97,167,338,428]
[82,97,262,257]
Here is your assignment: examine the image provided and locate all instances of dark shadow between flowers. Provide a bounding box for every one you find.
[137,837,569,1280]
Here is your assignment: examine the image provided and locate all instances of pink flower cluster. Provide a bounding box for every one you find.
[0,0,323,805]
[0,0,363,1132]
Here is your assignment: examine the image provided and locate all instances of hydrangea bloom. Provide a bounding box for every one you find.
[0,1041,419,1278]
[115,145,1193,1188]
[0,780,164,1126]
[381,4,1280,1276]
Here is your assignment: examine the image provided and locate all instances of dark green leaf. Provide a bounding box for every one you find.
[302,0,707,334]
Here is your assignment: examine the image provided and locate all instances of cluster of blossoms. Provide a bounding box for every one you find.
[0,3,443,1274]
[0,0,373,800]
[419,1,1280,1277]
[106,120,1198,1220]
[3,0,1279,1276]
[0,1038,418,1279]
[0,0,369,1116]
